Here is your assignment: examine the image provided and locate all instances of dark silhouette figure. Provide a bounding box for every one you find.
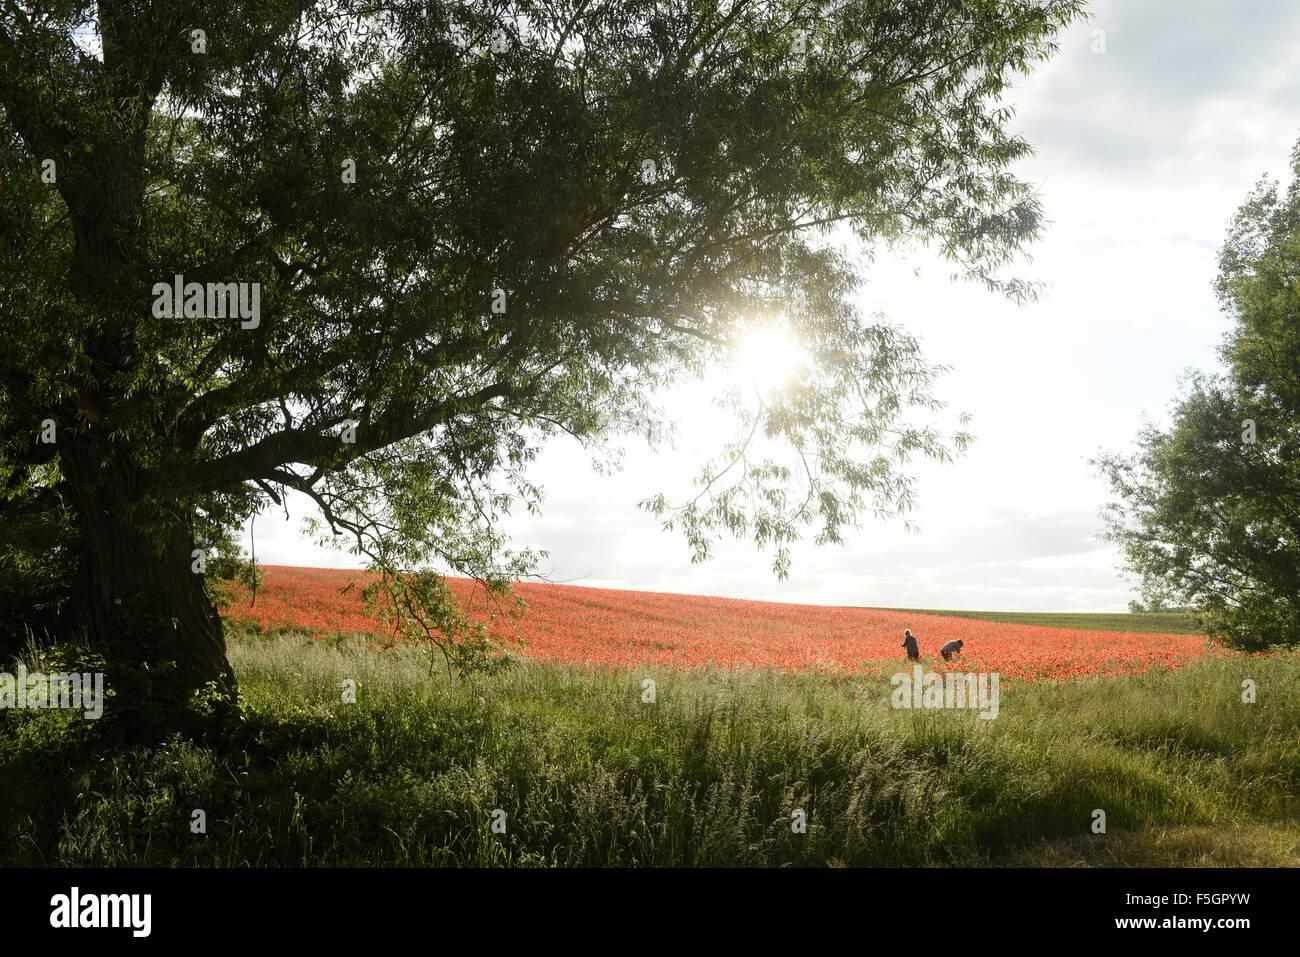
[901,629,920,660]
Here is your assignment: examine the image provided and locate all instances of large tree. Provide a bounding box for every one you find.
[1098,139,1300,651]
[1,0,1081,730]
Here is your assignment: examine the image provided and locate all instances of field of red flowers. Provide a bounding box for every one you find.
[221,565,1219,683]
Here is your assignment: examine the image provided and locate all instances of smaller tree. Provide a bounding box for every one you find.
[1097,140,1300,651]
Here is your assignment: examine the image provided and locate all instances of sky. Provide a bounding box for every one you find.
[248,0,1300,612]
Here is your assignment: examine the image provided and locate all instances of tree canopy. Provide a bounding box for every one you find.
[0,0,1082,727]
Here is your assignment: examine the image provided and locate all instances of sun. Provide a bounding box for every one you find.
[729,325,810,393]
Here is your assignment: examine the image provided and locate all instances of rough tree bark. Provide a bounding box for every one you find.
[60,442,237,732]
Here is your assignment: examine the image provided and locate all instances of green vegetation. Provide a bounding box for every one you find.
[872,608,1203,635]
[1,629,1292,866]
[1097,138,1300,651]
[1,1,1086,733]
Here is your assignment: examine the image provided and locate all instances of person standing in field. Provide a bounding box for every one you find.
[940,639,963,661]
[901,629,920,660]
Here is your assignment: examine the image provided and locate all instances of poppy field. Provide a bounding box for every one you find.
[221,565,1219,683]
[10,564,1295,870]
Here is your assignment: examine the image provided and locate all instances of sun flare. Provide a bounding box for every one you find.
[729,325,810,393]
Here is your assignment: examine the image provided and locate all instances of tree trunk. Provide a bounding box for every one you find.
[62,443,236,737]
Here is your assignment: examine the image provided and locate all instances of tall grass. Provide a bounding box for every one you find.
[0,633,1295,866]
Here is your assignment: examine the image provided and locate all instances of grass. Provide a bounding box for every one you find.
[873,607,1203,635]
[0,629,1294,866]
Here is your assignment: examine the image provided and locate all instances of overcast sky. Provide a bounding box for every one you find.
[250,0,1300,612]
